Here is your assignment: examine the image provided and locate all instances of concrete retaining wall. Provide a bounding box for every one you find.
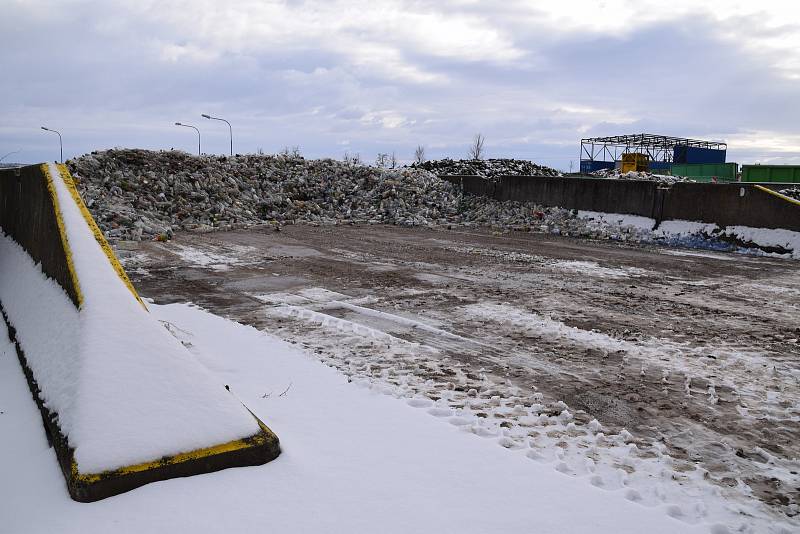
[0,164,280,502]
[496,176,658,218]
[451,175,800,232]
[662,183,800,230]
[0,165,81,306]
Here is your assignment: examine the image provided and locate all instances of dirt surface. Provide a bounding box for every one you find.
[121,224,800,527]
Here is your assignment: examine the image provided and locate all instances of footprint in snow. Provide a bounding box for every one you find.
[624,489,642,502]
[590,475,605,488]
[470,425,499,438]
[448,416,472,426]
[554,461,572,474]
[526,449,548,462]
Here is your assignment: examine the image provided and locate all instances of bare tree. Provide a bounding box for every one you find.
[390,151,397,169]
[343,152,363,166]
[281,146,302,158]
[414,145,425,164]
[468,133,485,160]
[375,153,389,168]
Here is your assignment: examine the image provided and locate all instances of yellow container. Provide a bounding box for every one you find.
[621,153,649,173]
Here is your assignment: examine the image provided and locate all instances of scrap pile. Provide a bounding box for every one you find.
[67,149,798,258]
[779,186,800,201]
[411,158,562,179]
[591,168,690,184]
[69,149,464,240]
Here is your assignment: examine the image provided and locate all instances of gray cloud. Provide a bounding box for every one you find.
[2,0,798,168]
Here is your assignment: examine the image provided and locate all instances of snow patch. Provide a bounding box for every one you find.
[724,226,800,259]
[578,210,655,231]
[169,243,261,271]
[549,259,649,278]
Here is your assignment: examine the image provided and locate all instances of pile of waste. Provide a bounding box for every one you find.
[590,168,691,184]
[411,158,562,179]
[779,187,800,201]
[66,149,798,259]
[68,149,464,240]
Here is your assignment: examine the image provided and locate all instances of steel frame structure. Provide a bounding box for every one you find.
[580,133,726,164]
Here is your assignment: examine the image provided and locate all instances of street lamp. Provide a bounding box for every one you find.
[0,150,20,164]
[201,114,232,156]
[41,126,63,162]
[175,122,201,155]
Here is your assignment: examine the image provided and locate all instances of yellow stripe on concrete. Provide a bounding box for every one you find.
[754,184,800,208]
[71,419,277,483]
[41,164,84,308]
[55,164,147,310]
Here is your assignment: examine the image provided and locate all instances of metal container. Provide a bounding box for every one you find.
[673,146,726,164]
[741,165,800,183]
[648,161,673,173]
[671,163,738,182]
[579,160,615,174]
[621,153,648,173]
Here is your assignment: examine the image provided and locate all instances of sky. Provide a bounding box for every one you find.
[2,0,800,170]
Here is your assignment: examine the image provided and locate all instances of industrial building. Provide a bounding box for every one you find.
[579,133,727,174]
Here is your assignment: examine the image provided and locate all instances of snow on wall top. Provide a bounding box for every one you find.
[0,164,260,473]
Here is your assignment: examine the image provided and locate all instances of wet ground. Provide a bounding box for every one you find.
[121,224,800,530]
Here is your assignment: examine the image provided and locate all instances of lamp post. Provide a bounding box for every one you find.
[201,114,232,156]
[175,122,201,155]
[0,150,20,164]
[41,126,63,162]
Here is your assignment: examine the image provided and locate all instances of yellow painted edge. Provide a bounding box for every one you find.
[70,419,276,484]
[754,184,800,208]
[42,164,84,308]
[55,164,147,310]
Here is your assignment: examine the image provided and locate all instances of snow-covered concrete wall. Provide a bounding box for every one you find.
[0,164,81,306]
[0,164,279,502]
[461,175,800,232]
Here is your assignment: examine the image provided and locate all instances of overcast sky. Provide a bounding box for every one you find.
[2,0,799,169]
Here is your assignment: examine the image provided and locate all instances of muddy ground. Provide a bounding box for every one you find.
[121,224,800,525]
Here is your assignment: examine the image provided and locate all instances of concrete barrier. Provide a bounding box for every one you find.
[661,183,800,231]
[453,175,800,232]
[496,176,658,218]
[0,164,280,502]
[0,165,81,306]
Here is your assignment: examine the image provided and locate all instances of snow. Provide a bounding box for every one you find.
[660,250,736,261]
[250,276,800,531]
[169,243,261,271]
[0,232,81,430]
[549,260,649,278]
[578,210,656,231]
[0,164,261,474]
[576,214,800,260]
[0,302,708,534]
[461,302,631,353]
[655,220,719,237]
[723,226,800,260]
